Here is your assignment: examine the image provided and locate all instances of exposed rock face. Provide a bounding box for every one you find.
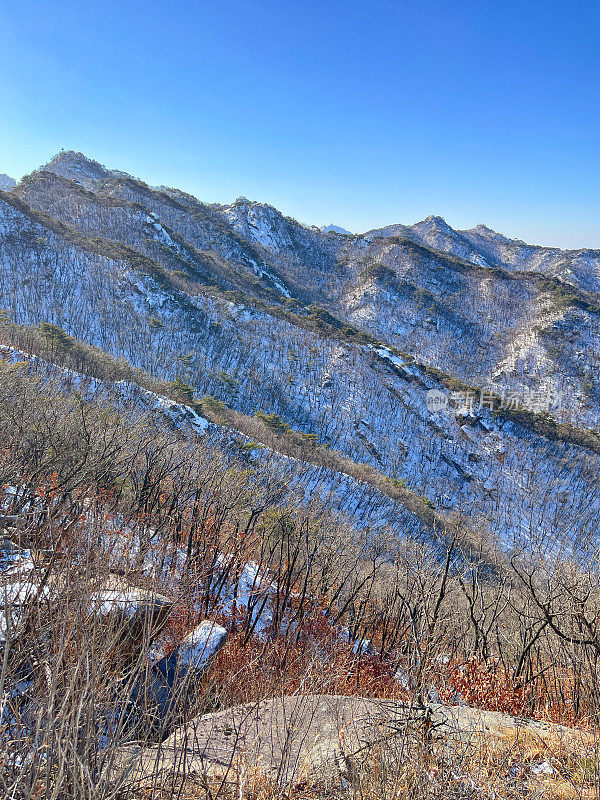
[109,694,577,790]
[169,620,228,671]
[111,694,424,787]
[35,151,134,190]
[321,224,353,235]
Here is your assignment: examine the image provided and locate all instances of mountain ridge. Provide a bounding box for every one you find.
[36,151,599,256]
[2,150,600,553]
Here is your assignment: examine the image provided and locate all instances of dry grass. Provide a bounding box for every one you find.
[435,722,600,799]
[3,365,600,799]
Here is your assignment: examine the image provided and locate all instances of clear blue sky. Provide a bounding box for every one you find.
[1,0,598,248]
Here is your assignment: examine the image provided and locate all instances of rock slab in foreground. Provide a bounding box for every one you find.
[109,694,579,791]
[110,694,437,789]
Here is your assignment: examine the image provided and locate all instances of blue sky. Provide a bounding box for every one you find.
[0,0,598,247]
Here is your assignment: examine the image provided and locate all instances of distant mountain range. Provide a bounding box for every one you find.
[1,149,600,552]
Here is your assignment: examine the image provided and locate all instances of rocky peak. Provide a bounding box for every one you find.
[321,224,353,235]
[0,175,16,192]
[39,151,133,190]
[467,223,507,241]
[412,214,455,235]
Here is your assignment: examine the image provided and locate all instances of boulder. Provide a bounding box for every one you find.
[179,620,228,669]
[110,694,435,789]
[0,538,28,555]
[108,695,582,793]
[88,576,173,651]
[140,620,228,721]
[0,516,23,528]
[155,620,228,678]
[0,539,31,573]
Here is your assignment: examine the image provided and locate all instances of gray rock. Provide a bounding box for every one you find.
[108,695,579,793]
[141,620,228,720]
[88,576,173,650]
[110,694,435,789]
[174,620,228,671]
[0,538,26,553]
[0,516,23,527]
[0,539,30,570]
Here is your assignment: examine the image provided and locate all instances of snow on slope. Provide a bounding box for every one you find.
[3,154,600,555]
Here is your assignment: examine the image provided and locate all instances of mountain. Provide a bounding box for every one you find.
[321,223,353,235]
[2,150,600,553]
[0,174,16,191]
[32,150,135,190]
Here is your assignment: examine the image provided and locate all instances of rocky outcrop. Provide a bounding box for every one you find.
[110,694,422,788]
[109,694,582,792]
[0,569,173,647]
[89,575,173,649]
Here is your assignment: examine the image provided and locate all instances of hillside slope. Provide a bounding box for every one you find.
[2,151,600,552]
